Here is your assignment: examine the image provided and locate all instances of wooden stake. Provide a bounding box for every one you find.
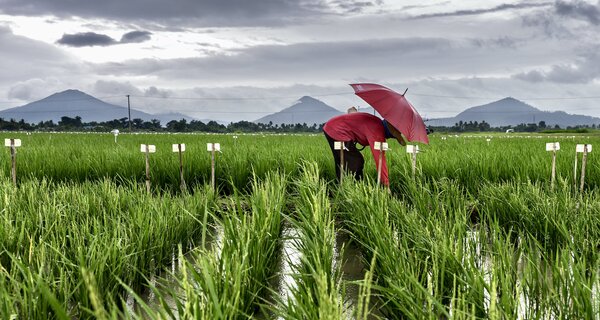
[210,145,216,190]
[579,145,589,193]
[178,144,186,192]
[411,148,417,180]
[334,141,345,184]
[10,139,16,186]
[340,142,344,184]
[374,142,388,185]
[546,142,559,189]
[573,152,578,189]
[551,149,557,189]
[145,145,151,193]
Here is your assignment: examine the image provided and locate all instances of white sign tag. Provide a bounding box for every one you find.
[207,143,221,151]
[546,142,560,151]
[4,139,21,147]
[172,144,186,152]
[140,144,156,153]
[334,141,343,150]
[576,144,592,153]
[406,145,419,153]
[374,142,388,151]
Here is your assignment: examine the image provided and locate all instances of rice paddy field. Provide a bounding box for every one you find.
[1,131,599,319]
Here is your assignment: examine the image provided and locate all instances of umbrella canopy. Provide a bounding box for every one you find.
[350,83,429,145]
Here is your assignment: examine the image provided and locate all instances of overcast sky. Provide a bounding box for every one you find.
[1,0,600,122]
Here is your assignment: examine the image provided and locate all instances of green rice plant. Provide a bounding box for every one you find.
[275,161,344,319]
[154,172,287,319]
[0,177,214,319]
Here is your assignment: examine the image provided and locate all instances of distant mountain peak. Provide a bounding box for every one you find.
[255,96,342,125]
[42,89,98,102]
[0,89,197,124]
[427,96,600,127]
[298,96,319,103]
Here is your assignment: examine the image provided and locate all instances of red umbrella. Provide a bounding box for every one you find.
[350,83,429,145]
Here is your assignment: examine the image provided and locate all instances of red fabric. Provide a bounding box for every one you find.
[323,112,390,185]
[350,83,429,145]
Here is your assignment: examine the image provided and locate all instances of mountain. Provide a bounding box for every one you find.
[0,90,197,125]
[426,97,600,127]
[254,96,342,126]
[154,112,198,124]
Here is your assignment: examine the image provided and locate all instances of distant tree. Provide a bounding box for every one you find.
[538,121,546,129]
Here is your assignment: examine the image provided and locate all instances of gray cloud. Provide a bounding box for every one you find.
[0,0,335,27]
[93,37,457,84]
[513,50,600,83]
[413,2,553,19]
[330,0,383,14]
[120,31,152,43]
[0,26,84,83]
[555,0,600,25]
[57,30,152,47]
[57,32,117,47]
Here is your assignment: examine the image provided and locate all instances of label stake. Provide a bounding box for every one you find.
[140,144,156,193]
[334,141,345,184]
[546,142,560,189]
[374,142,388,185]
[576,144,592,193]
[207,143,221,190]
[173,144,186,192]
[406,145,419,180]
[4,139,21,186]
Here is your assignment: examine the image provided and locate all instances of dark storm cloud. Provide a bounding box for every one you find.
[57,31,152,47]
[120,31,152,43]
[413,2,553,19]
[56,32,117,47]
[0,0,333,27]
[555,0,600,25]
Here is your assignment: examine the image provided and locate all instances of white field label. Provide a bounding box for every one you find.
[374,142,388,151]
[140,144,156,153]
[576,144,592,153]
[172,144,186,152]
[207,143,221,151]
[334,141,343,150]
[546,142,560,151]
[4,139,21,147]
[406,145,419,153]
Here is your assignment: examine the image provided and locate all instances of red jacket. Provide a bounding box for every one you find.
[323,113,390,185]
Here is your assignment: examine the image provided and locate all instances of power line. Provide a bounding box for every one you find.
[1,91,600,105]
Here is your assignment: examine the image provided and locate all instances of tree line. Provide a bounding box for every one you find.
[430,120,597,133]
[0,116,324,133]
[0,116,596,133]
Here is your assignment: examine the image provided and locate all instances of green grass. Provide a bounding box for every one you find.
[0,132,598,319]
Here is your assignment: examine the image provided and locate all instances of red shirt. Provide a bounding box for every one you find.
[323,113,390,185]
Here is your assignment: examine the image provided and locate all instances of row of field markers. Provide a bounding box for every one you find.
[140,143,221,192]
[2,138,594,192]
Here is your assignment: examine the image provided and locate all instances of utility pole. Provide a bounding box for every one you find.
[127,95,132,132]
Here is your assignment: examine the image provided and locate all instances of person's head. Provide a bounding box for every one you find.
[383,120,406,146]
[347,106,358,114]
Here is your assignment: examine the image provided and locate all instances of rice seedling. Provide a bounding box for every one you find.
[274,162,344,319]
[0,131,598,319]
